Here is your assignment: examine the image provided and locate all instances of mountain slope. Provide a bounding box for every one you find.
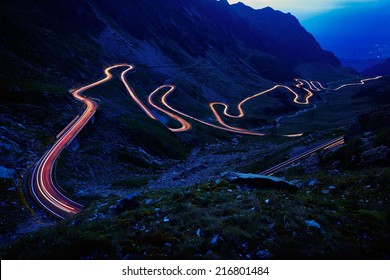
[362,58,390,76]
[1,0,349,86]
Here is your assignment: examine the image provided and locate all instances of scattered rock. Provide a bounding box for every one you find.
[125,192,140,200]
[321,190,330,194]
[327,169,341,175]
[307,179,319,187]
[221,172,299,191]
[264,199,270,204]
[289,179,303,187]
[256,249,272,259]
[210,235,219,246]
[144,198,153,204]
[163,216,170,222]
[196,228,201,237]
[328,185,336,190]
[171,172,181,181]
[305,220,321,229]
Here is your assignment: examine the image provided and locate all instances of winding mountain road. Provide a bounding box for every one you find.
[30,64,381,218]
[30,64,133,218]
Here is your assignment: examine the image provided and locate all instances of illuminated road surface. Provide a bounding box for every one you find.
[30,64,381,218]
[31,64,134,218]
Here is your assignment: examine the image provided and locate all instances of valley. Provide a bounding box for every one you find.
[1,0,389,260]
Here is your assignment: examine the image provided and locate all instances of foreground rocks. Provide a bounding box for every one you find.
[221,172,299,191]
[109,192,141,214]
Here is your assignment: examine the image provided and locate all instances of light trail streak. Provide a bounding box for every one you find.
[148,86,192,132]
[314,76,383,91]
[152,85,267,136]
[31,64,135,218]
[260,136,345,176]
[31,61,382,218]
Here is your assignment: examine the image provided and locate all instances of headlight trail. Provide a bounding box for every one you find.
[312,76,383,91]
[30,62,382,218]
[31,64,135,219]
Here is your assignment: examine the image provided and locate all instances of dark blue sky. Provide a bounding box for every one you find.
[228,0,390,59]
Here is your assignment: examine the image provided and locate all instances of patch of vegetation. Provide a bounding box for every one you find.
[112,148,158,169]
[374,127,390,147]
[118,117,190,159]
[3,166,389,259]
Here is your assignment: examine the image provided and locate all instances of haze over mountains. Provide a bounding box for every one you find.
[227,0,389,72]
[301,0,390,71]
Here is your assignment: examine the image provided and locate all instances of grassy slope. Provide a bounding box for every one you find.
[2,165,389,259]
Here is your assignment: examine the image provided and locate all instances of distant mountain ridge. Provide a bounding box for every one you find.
[302,0,390,59]
[1,0,349,87]
[362,58,390,76]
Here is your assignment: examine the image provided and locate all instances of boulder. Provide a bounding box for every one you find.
[110,195,140,214]
[221,172,299,191]
[305,220,321,229]
[117,198,140,211]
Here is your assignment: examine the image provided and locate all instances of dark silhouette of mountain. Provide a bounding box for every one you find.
[339,58,384,73]
[0,0,349,85]
[362,58,390,76]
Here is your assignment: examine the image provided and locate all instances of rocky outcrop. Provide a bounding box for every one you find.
[221,172,299,191]
[109,192,141,214]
